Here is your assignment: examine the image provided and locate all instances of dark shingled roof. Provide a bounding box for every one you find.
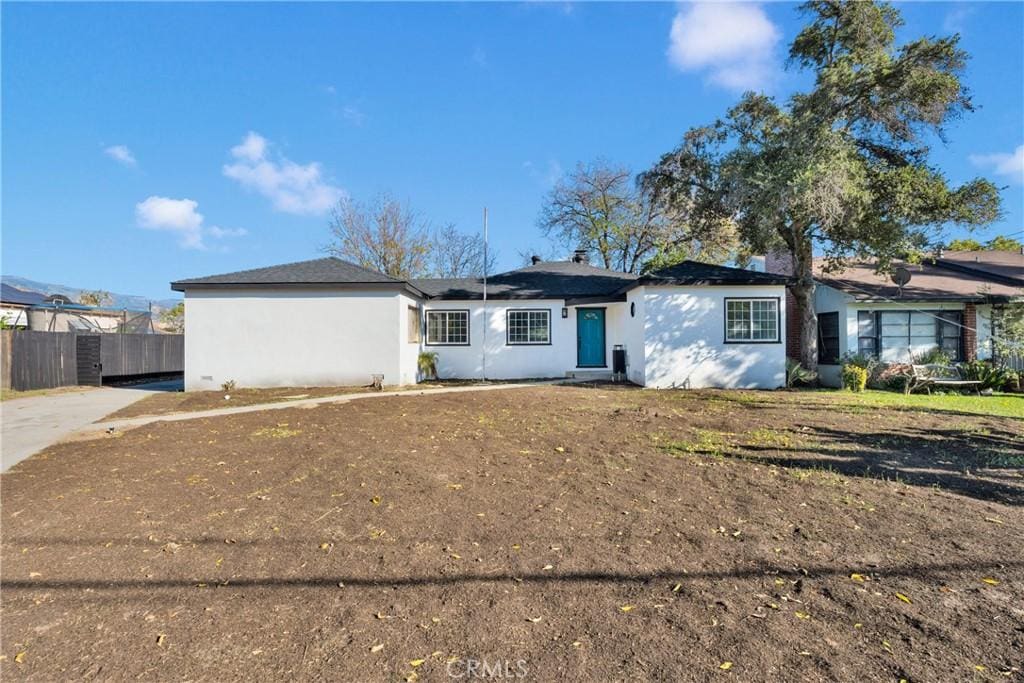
[933,250,1024,287]
[171,257,405,291]
[633,261,791,287]
[172,257,787,299]
[412,261,638,300]
[1,283,47,306]
[817,257,1023,302]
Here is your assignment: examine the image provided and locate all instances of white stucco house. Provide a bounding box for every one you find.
[171,254,791,391]
[765,249,1023,387]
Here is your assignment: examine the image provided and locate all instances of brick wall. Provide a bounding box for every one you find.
[785,291,802,361]
[764,249,803,361]
[963,303,977,361]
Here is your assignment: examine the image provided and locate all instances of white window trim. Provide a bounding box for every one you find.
[425,309,470,346]
[506,309,551,345]
[724,297,780,344]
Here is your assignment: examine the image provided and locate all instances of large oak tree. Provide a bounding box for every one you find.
[641,0,1001,371]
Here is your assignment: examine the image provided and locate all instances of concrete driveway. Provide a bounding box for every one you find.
[0,379,182,471]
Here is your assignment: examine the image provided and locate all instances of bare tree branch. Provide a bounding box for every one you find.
[325,194,432,279]
[429,224,496,278]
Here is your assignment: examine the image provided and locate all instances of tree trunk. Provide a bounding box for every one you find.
[791,241,818,373]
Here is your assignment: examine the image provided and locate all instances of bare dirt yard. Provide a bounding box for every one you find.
[103,380,540,420]
[2,385,1022,681]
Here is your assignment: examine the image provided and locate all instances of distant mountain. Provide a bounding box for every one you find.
[1,275,180,312]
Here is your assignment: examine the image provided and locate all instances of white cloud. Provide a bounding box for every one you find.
[667,2,781,91]
[471,46,488,68]
[206,225,248,239]
[523,159,563,187]
[135,196,246,249]
[970,145,1024,185]
[223,132,346,215]
[104,144,137,167]
[136,196,205,248]
[230,132,267,163]
[341,105,366,126]
[943,4,975,33]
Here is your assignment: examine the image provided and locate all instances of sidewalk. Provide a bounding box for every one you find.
[86,379,570,436]
[1,380,183,471]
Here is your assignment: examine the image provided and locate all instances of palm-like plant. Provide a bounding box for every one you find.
[786,359,818,388]
[418,351,439,380]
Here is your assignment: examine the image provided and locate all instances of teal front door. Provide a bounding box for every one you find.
[576,308,606,367]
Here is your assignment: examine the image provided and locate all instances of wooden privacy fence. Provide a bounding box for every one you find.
[0,331,183,391]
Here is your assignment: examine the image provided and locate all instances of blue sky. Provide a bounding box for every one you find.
[3,1,1022,301]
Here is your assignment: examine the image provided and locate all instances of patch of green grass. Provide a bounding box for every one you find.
[986,453,1024,468]
[251,425,301,439]
[661,429,734,458]
[802,389,1023,420]
[744,428,798,449]
[948,422,992,437]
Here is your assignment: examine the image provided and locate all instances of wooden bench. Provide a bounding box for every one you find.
[907,364,982,395]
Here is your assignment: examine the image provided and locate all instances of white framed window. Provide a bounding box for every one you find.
[858,310,962,362]
[425,310,469,345]
[507,309,551,345]
[725,298,780,343]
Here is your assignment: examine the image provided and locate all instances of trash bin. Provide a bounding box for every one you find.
[612,345,626,379]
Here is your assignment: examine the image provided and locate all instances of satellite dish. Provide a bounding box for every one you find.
[891,267,912,293]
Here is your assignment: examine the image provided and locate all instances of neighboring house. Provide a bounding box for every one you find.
[1,284,155,333]
[171,253,790,391]
[767,250,1024,387]
[1,284,46,327]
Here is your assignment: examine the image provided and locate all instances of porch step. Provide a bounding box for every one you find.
[565,369,614,381]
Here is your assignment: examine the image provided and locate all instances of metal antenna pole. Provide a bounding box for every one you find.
[481,207,488,382]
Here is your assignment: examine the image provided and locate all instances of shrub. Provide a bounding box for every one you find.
[871,362,912,392]
[786,359,818,388]
[1003,369,1021,392]
[418,351,439,380]
[221,379,236,393]
[841,352,878,373]
[841,364,868,392]
[959,360,1014,391]
[913,347,953,366]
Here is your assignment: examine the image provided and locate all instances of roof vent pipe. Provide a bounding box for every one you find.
[531,255,542,265]
[572,249,589,264]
